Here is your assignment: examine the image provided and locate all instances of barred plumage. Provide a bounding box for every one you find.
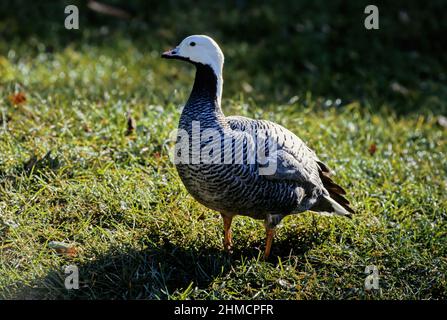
[162,35,354,258]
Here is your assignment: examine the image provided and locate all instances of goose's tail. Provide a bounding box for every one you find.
[311,161,355,217]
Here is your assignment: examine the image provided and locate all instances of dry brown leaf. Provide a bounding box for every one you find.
[8,92,26,105]
[125,111,136,136]
[368,143,377,156]
[48,241,78,257]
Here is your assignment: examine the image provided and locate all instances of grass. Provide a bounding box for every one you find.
[0,0,446,299]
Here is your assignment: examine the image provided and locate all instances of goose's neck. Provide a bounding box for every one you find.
[186,64,223,115]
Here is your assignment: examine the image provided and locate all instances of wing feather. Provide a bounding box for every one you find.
[227,116,323,188]
[227,115,355,214]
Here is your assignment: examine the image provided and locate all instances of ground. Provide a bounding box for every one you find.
[0,0,446,299]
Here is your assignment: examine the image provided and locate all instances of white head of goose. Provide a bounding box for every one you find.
[162,35,224,105]
[162,35,355,259]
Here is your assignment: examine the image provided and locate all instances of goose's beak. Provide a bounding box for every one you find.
[161,47,180,59]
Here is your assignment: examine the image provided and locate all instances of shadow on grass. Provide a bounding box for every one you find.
[0,151,65,184]
[9,226,328,299]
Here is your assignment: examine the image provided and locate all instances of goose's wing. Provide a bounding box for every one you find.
[227,115,355,215]
[226,116,324,187]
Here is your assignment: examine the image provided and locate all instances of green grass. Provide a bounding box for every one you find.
[0,1,446,299]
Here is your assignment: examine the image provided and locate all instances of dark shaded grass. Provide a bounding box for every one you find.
[1,0,446,114]
[4,225,334,299]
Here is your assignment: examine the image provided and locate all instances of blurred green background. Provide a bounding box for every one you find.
[1,0,446,113]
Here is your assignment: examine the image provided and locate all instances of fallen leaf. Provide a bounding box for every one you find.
[368,143,377,156]
[48,241,78,257]
[125,111,136,136]
[8,92,26,105]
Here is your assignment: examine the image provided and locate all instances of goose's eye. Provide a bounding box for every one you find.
[190,42,196,47]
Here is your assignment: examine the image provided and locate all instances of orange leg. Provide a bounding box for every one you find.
[264,227,276,260]
[221,214,233,252]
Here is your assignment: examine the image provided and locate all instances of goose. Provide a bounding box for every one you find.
[162,35,354,259]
